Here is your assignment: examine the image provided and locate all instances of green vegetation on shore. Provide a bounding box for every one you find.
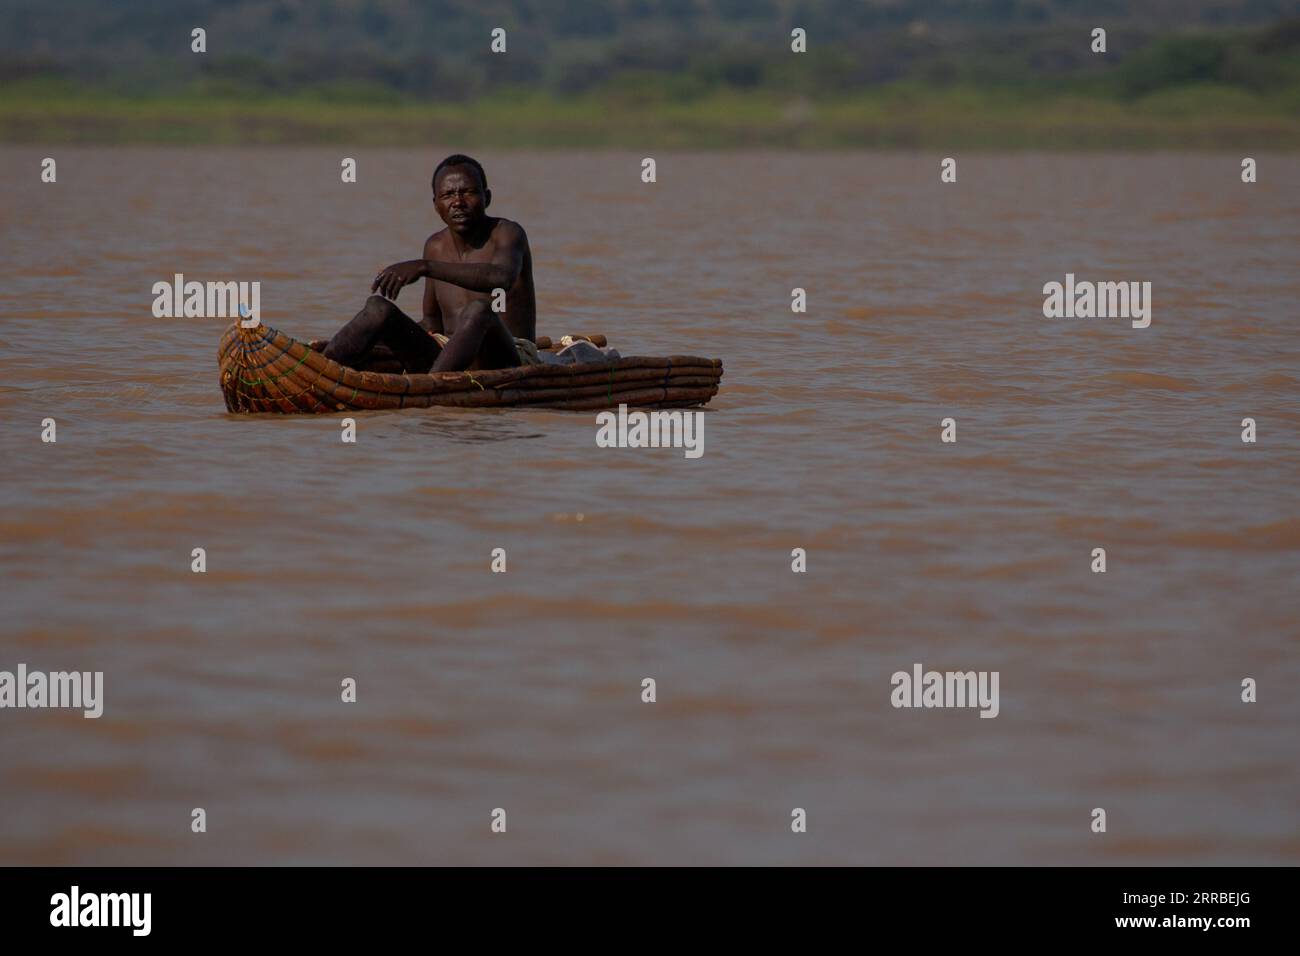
[2,8,1296,148]
[3,81,1297,148]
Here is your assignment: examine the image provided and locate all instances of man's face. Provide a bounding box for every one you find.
[434,166,489,234]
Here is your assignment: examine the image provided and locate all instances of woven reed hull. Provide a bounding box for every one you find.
[218,323,723,415]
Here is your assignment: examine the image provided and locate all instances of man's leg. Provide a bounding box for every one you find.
[323,295,439,372]
[432,300,522,372]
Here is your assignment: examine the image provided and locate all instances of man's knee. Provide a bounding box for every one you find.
[363,294,394,321]
[458,299,493,326]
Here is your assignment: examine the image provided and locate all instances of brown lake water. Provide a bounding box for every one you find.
[0,147,1297,865]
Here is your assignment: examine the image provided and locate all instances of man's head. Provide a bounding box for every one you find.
[432,154,490,234]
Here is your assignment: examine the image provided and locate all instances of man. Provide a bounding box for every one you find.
[323,154,537,373]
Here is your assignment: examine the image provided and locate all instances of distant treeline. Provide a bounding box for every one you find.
[4,0,1296,60]
[2,1,1298,103]
[3,2,1297,147]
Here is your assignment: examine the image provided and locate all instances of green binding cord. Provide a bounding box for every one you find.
[237,348,309,387]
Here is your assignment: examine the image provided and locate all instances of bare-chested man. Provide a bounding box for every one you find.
[323,154,536,373]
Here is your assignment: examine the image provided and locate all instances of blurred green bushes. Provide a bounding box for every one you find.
[0,12,1295,145]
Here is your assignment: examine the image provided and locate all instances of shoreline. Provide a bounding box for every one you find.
[4,88,1297,148]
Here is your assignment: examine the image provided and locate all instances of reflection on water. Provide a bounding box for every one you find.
[0,148,1297,865]
[406,413,548,445]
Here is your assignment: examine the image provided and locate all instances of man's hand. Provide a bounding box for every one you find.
[372,260,427,300]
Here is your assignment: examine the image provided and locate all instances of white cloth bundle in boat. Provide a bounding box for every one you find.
[539,337,621,366]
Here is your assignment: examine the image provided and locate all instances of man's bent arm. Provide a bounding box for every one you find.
[423,222,525,294]
[420,262,444,333]
[418,236,444,333]
[420,260,517,294]
[373,224,525,301]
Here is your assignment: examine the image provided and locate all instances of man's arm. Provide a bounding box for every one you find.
[420,260,513,293]
[420,237,444,334]
[373,222,526,300]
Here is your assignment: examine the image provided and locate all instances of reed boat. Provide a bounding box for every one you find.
[218,322,723,414]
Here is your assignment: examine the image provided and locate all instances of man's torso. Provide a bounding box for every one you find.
[425,217,536,341]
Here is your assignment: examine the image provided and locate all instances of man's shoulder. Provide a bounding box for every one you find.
[423,228,450,254]
[490,217,528,243]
